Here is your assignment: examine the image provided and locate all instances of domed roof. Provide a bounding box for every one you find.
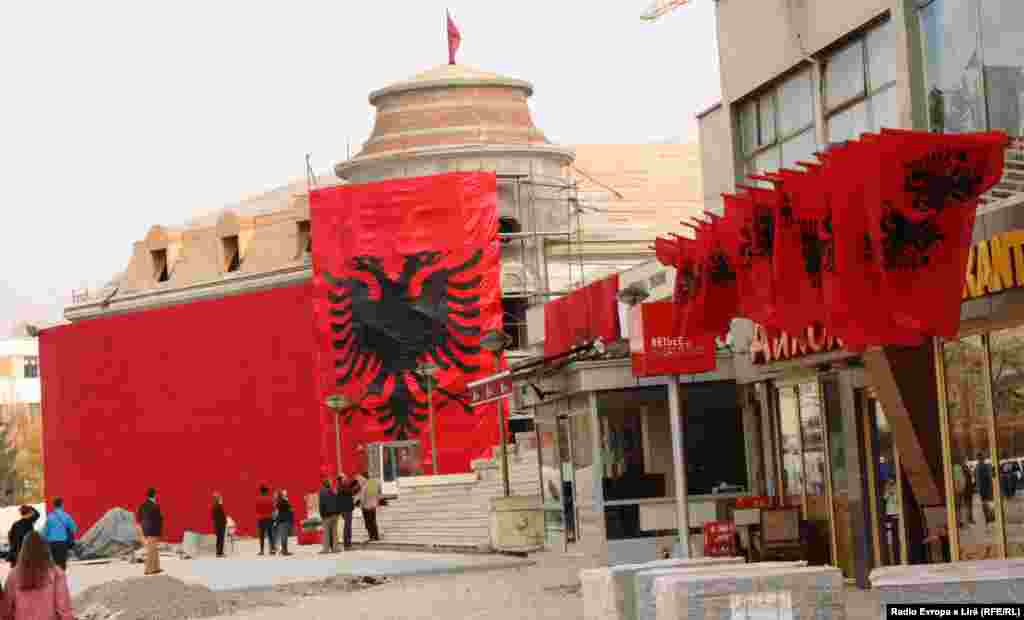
[339,63,553,172]
[367,64,534,103]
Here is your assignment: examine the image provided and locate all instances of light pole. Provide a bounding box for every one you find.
[416,362,441,474]
[324,394,356,475]
[481,329,513,497]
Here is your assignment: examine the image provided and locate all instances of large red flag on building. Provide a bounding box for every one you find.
[310,172,502,476]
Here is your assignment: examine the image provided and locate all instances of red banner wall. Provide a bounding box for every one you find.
[629,302,716,376]
[39,284,321,543]
[310,172,502,477]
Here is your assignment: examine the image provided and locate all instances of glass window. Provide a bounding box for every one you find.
[23,356,39,379]
[752,145,781,175]
[778,70,816,137]
[980,0,1024,137]
[759,92,777,146]
[920,0,987,133]
[869,84,902,132]
[781,128,818,170]
[944,336,1001,561]
[826,39,867,109]
[685,382,748,495]
[778,387,804,506]
[829,100,870,142]
[867,19,899,90]
[988,327,1024,558]
[741,100,759,156]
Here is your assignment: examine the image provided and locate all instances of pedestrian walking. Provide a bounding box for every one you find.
[1,531,73,620]
[256,485,276,556]
[318,478,338,554]
[42,498,77,571]
[136,488,164,576]
[275,489,294,556]
[212,493,227,558]
[8,505,40,567]
[356,471,381,542]
[976,452,996,525]
[337,474,357,551]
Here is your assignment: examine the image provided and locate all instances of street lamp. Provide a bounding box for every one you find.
[481,329,514,497]
[416,362,441,474]
[324,393,357,475]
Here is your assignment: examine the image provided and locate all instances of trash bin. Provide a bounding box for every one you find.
[489,495,544,553]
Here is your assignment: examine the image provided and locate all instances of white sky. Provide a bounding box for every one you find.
[0,1,721,333]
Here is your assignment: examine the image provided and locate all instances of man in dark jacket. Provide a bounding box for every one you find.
[976,453,996,524]
[318,479,338,554]
[136,488,164,575]
[336,474,357,551]
[8,505,40,566]
[212,492,227,558]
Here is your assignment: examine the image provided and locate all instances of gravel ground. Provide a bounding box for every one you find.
[72,574,388,620]
[201,551,596,620]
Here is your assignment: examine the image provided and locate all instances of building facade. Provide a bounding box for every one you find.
[48,61,705,541]
[691,0,1024,584]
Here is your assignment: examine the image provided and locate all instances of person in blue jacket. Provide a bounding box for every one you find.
[43,497,78,570]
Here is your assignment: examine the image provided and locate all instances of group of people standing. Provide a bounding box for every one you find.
[319,472,380,554]
[2,499,79,619]
[251,486,295,557]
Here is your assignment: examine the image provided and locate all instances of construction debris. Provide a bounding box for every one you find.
[73,508,141,561]
[72,576,223,620]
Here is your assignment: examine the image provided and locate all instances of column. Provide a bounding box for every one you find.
[668,381,690,557]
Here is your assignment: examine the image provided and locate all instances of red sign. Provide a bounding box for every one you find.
[703,521,737,557]
[735,495,774,509]
[467,375,514,406]
[630,302,716,376]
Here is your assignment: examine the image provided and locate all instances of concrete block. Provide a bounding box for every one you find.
[653,565,843,620]
[580,556,743,620]
[634,561,805,620]
[870,559,1024,614]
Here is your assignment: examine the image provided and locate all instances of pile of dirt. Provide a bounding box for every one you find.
[73,576,226,620]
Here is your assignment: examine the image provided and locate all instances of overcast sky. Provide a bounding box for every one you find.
[0,1,720,333]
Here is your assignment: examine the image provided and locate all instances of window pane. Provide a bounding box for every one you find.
[825,39,866,109]
[781,128,818,170]
[867,19,899,90]
[741,100,759,156]
[943,336,1001,561]
[869,84,901,132]
[778,69,815,137]
[828,100,870,142]
[778,387,804,506]
[988,326,1024,558]
[752,145,781,175]
[980,0,1024,137]
[919,0,987,133]
[759,93,777,146]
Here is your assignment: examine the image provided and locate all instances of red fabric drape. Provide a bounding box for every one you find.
[310,172,502,476]
[544,274,621,357]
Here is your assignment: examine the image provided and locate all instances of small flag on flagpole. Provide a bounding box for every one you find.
[446,10,462,65]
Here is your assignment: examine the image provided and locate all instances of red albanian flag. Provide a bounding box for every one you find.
[685,214,740,340]
[731,186,780,330]
[671,234,702,336]
[755,168,826,337]
[310,172,502,476]
[870,129,1008,339]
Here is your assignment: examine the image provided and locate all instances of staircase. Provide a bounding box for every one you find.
[351,440,543,550]
[981,140,1024,208]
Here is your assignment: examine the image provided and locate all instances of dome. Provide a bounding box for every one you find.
[337,63,554,174]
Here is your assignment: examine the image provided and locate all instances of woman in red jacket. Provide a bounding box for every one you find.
[255,485,276,556]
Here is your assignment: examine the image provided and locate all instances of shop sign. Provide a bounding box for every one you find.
[749,323,844,366]
[963,230,1024,300]
[703,521,738,557]
[630,302,716,376]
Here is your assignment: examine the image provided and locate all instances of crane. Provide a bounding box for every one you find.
[640,0,691,22]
